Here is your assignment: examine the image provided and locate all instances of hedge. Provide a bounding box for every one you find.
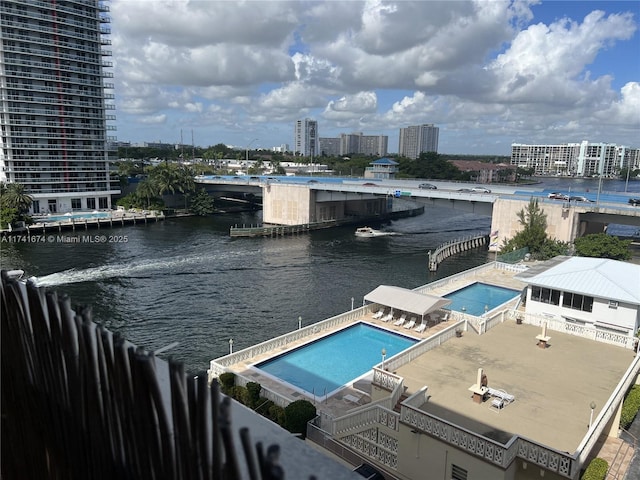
[284,400,316,438]
[218,372,236,395]
[581,457,608,480]
[620,384,640,429]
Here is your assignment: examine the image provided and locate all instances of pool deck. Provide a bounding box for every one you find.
[216,262,637,474]
[219,265,530,419]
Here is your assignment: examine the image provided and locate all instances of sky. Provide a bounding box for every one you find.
[109,0,640,155]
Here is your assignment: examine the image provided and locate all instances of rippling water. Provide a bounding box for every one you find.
[2,177,638,373]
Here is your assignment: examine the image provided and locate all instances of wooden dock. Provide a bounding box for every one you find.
[230,220,338,237]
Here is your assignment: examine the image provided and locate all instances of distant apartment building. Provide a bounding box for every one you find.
[451,160,516,184]
[0,0,119,214]
[319,133,388,156]
[340,133,388,156]
[399,124,439,159]
[271,144,289,153]
[294,118,318,157]
[511,141,640,177]
[319,137,341,156]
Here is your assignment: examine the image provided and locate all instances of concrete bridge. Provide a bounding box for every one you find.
[195,175,640,248]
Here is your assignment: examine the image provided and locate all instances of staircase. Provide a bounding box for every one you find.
[606,441,634,479]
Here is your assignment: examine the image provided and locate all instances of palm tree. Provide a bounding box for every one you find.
[2,183,33,215]
[135,178,158,208]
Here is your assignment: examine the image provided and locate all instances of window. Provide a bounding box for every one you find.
[86,198,95,210]
[71,198,81,210]
[530,286,560,305]
[451,464,467,480]
[98,197,108,209]
[563,292,593,313]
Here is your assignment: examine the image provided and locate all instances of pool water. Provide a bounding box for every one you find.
[255,323,417,397]
[444,282,520,316]
[36,212,109,223]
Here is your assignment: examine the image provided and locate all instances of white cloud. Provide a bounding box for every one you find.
[109,1,640,152]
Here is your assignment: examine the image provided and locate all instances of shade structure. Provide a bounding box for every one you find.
[364,285,452,317]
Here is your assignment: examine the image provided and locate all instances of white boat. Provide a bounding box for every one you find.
[355,227,396,238]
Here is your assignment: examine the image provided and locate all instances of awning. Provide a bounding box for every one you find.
[364,285,451,317]
[594,321,630,333]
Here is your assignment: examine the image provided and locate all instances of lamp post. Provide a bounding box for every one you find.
[589,401,596,428]
[246,138,258,168]
[381,348,387,371]
[298,316,302,330]
[229,338,234,354]
[351,297,354,310]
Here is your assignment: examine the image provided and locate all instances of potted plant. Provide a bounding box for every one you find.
[455,328,463,337]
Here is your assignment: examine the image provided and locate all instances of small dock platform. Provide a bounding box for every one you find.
[2,210,165,236]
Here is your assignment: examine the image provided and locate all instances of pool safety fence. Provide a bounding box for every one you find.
[0,270,308,480]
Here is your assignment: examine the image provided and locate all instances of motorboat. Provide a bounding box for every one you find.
[355,227,396,238]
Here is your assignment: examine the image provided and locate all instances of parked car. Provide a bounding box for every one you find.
[353,463,385,480]
[457,188,472,192]
[629,198,640,206]
[471,187,491,193]
[418,183,437,189]
[548,192,569,200]
[569,196,593,203]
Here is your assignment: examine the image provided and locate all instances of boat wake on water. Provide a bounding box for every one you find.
[32,249,258,287]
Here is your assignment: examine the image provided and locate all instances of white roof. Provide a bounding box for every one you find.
[515,257,640,305]
[364,285,451,317]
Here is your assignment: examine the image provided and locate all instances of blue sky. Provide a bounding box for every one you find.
[110,1,639,155]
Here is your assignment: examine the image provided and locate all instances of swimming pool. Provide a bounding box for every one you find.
[36,212,109,223]
[444,282,520,316]
[255,323,417,397]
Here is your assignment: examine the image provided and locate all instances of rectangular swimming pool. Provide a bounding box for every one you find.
[444,282,520,316]
[36,212,109,223]
[255,323,417,397]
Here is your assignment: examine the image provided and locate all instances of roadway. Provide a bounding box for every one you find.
[195,174,640,211]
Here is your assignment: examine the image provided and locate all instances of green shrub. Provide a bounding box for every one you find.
[230,385,248,405]
[246,382,262,409]
[620,385,640,429]
[284,400,316,438]
[255,397,274,415]
[268,405,286,427]
[581,457,608,480]
[218,372,235,395]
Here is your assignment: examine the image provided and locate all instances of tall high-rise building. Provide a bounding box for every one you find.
[399,124,439,159]
[294,118,318,157]
[340,133,388,156]
[0,0,119,215]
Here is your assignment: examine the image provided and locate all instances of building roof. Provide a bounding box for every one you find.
[364,285,451,317]
[370,157,398,165]
[515,256,640,305]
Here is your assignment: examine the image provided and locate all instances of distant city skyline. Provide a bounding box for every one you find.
[110,1,639,154]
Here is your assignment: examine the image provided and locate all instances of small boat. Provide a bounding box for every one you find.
[355,227,396,238]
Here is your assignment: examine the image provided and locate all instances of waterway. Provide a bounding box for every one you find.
[1,177,638,374]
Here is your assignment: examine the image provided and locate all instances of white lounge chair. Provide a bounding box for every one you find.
[381,312,393,322]
[403,319,416,329]
[414,322,427,333]
[393,314,407,326]
[372,309,384,319]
